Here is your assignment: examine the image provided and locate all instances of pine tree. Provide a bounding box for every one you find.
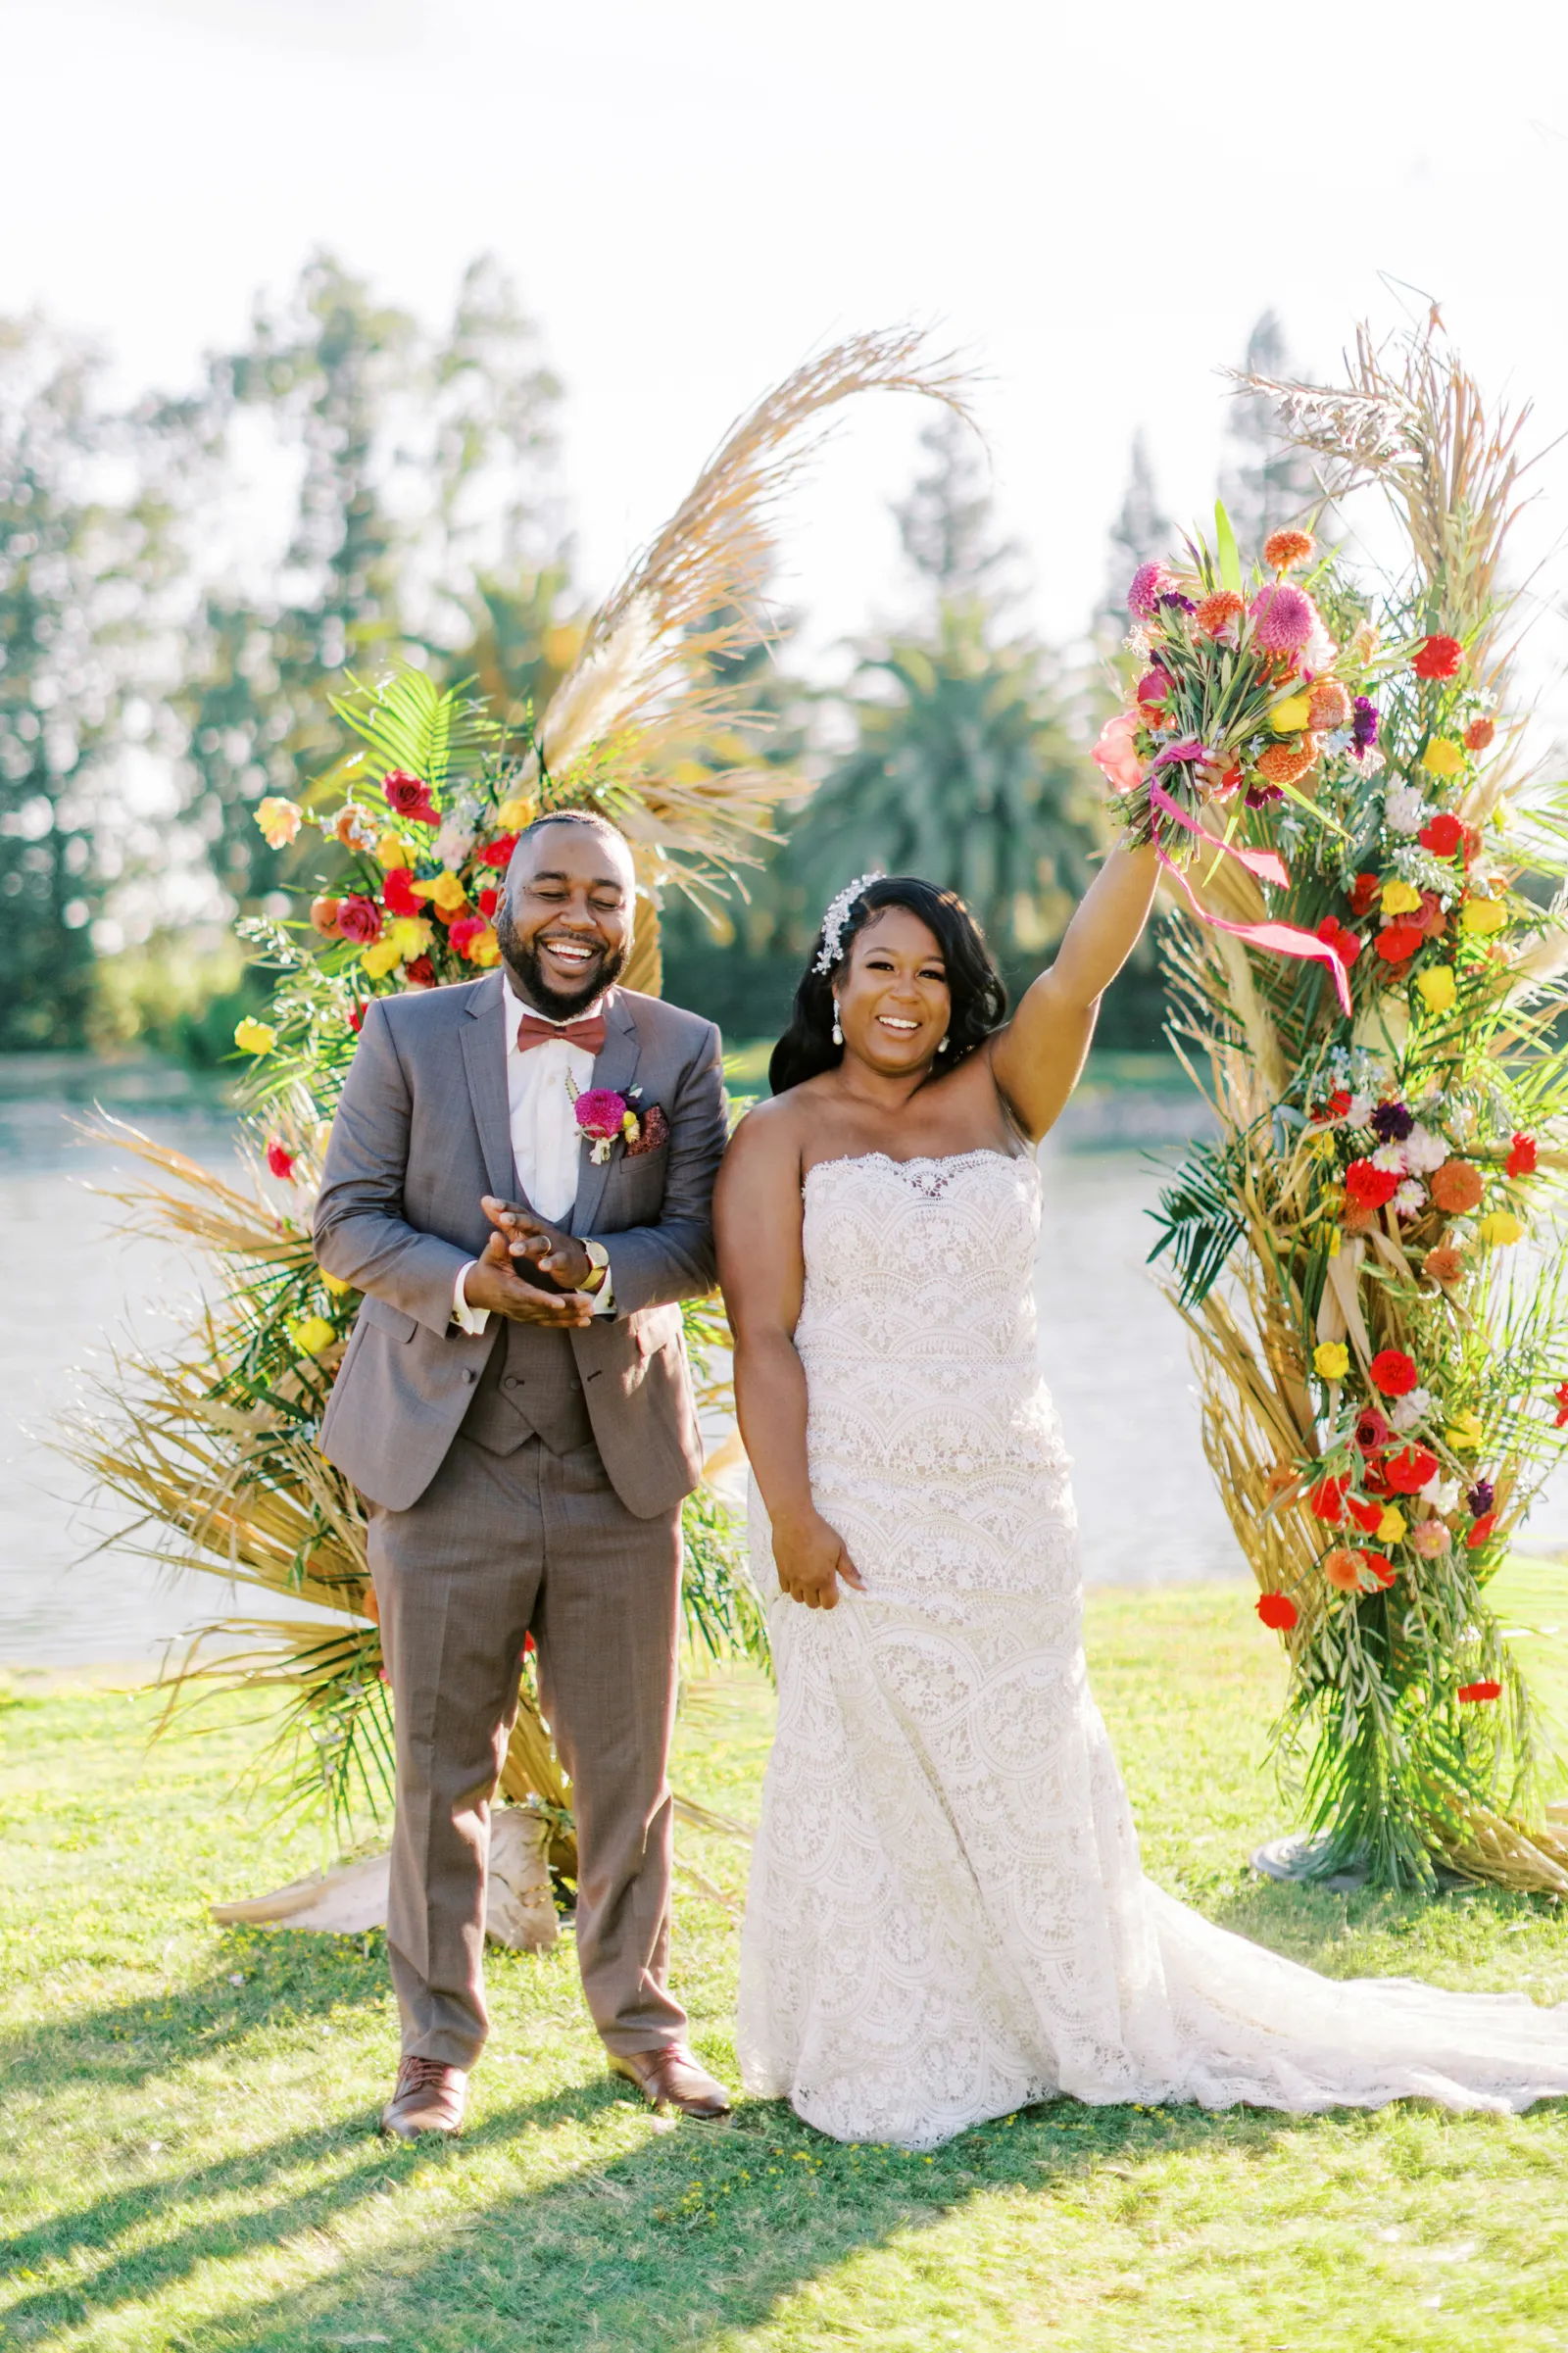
[1219,310,1328,559]
[1098,430,1172,634]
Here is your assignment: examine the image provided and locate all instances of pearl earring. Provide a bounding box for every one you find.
[831,1004,843,1046]
[937,1034,950,1053]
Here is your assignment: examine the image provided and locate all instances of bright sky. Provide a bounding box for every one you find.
[8,0,1568,697]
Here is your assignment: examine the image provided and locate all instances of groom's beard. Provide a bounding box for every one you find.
[496,905,628,1022]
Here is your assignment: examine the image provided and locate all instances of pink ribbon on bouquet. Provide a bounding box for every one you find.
[1148,754,1352,1017]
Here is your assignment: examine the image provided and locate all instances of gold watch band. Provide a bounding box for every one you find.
[579,1239,610,1296]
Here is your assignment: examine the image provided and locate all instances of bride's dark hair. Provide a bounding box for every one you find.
[768,875,1006,1096]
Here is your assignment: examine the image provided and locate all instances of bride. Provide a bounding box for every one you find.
[713,851,1568,2150]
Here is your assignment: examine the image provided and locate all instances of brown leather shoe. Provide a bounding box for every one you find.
[380,2056,468,2137]
[609,2043,732,2120]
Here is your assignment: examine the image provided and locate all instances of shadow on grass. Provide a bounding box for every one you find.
[53,2083,1336,2353]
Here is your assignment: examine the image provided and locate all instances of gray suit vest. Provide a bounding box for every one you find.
[458,1317,595,1456]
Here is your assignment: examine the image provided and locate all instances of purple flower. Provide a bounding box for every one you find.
[1467,1480,1494,1518]
[1246,783,1284,809]
[1351,696,1380,755]
[1157,591,1198,614]
[1370,1102,1414,1144]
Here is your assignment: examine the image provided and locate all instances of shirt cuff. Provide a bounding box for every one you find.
[451,1260,491,1335]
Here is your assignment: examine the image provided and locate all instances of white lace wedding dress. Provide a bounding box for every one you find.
[735,1149,1568,2149]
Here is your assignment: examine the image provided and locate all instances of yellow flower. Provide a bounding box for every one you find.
[360,939,403,980]
[412,869,468,913]
[377,831,412,868]
[1477,1210,1524,1247]
[1381,877,1423,917]
[1313,1341,1349,1382]
[1415,964,1456,1014]
[1270,693,1313,735]
[466,927,502,967]
[497,796,537,830]
[1422,739,1465,777]
[290,1315,337,1357]
[234,1017,276,1054]
[389,916,433,958]
[1460,896,1507,937]
[1377,1506,1407,1544]
[254,796,304,849]
[1446,1411,1485,1451]
[319,1269,353,1297]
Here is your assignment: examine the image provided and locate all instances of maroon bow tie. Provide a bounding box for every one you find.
[514,1007,608,1056]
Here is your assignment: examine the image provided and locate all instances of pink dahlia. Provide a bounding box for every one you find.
[574,1087,628,1142]
[1250,582,1318,659]
[1127,562,1173,620]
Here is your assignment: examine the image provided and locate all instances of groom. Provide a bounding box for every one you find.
[315,809,732,2136]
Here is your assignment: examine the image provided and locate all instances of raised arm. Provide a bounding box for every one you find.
[714,1107,863,1610]
[988,840,1160,1141]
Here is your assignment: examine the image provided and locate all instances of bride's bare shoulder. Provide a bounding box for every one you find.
[719,1084,830,1187]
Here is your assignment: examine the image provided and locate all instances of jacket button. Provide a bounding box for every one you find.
[463,1368,477,1385]
[504,1375,521,1389]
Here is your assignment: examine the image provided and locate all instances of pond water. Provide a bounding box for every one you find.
[6,1058,1563,1668]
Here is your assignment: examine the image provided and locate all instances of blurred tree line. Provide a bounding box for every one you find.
[0,261,1319,1058]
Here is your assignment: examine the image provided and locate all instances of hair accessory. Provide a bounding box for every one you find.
[813,871,883,975]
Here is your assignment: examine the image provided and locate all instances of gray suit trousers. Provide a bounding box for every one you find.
[368,1427,685,2069]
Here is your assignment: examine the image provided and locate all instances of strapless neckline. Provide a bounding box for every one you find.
[804,1146,1028,1188]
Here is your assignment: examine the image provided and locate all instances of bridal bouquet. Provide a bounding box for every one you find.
[1094,519,1395,1013]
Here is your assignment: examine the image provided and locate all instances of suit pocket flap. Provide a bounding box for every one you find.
[360,1294,418,1344]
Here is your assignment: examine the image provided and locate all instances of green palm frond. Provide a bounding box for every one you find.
[328,665,500,798]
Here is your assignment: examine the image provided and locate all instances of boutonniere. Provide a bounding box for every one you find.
[569,1084,668,1163]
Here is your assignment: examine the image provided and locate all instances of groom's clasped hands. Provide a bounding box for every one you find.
[459,1194,597,1327]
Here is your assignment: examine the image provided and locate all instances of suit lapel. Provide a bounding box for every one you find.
[458,970,523,1203]
[570,990,643,1233]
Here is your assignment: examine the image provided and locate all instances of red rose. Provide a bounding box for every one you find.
[447,915,492,961]
[1366,1553,1397,1589]
[1348,872,1381,918]
[477,885,500,918]
[1345,1159,1401,1211]
[1136,667,1172,709]
[1369,1348,1418,1397]
[1308,1476,1348,1524]
[1419,812,1464,858]
[335,894,382,945]
[405,956,436,988]
[1315,916,1361,968]
[1375,923,1423,965]
[1384,1445,1438,1495]
[1413,634,1463,682]
[1506,1132,1538,1179]
[382,770,439,825]
[1431,1160,1484,1213]
[265,1140,296,1181]
[1256,1592,1298,1631]
[1354,1407,1390,1453]
[1466,1512,1498,1549]
[1347,1495,1385,1534]
[477,835,518,868]
[1457,1680,1502,1703]
[382,866,420,918]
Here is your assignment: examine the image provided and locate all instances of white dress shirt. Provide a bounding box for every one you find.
[452,976,616,1333]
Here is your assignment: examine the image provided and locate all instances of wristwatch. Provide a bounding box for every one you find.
[579,1238,611,1296]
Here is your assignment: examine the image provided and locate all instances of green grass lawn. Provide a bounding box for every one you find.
[4,1586,1568,2352]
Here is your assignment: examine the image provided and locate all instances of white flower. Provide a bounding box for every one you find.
[433,811,478,870]
[1391,1387,1435,1433]
[1301,619,1338,672]
[1402,1123,1449,1175]
[1420,1473,1460,1512]
[1348,1093,1375,1125]
[1372,1143,1406,1173]
[1385,782,1431,836]
[1394,1178,1427,1218]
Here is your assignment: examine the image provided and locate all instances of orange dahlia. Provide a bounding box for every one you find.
[1263,527,1315,572]
[1306,679,1351,731]
[1195,590,1245,637]
[1464,715,1495,752]
[1254,737,1319,788]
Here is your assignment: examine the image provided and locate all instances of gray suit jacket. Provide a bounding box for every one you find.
[313,973,726,1518]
